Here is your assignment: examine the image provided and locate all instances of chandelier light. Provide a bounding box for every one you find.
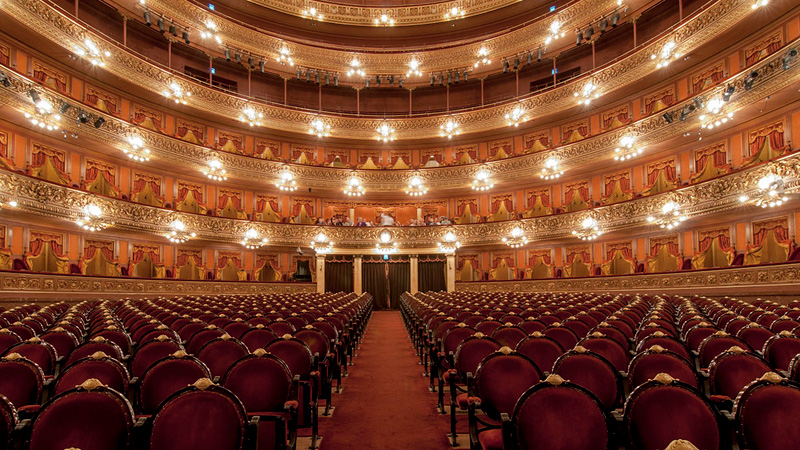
[0,199,18,210]
[203,158,227,181]
[502,226,529,248]
[347,58,366,77]
[739,173,789,208]
[311,232,334,254]
[698,98,734,130]
[474,46,491,68]
[238,106,263,127]
[241,228,268,249]
[76,203,113,232]
[444,6,466,19]
[74,39,110,67]
[275,168,298,191]
[647,201,688,229]
[405,173,428,196]
[200,21,222,44]
[124,135,151,162]
[540,157,564,180]
[614,135,643,161]
[651,41,680,68]
[472,167,494,191]
[163,82,190,104]
[751,0,768,8]
[375,230,398,255]
[344,173,365,196]
[574,82,599,105]
[505,105,526,127]
[572,217,603,240]
[545,20,566,45]
[438,231,461,253]
[309,117,331,137]
[166,219,196,243]
[24,95,60,131]
[374,13,395,26]
[276,46,294,66]
[440,118,461,139]
[407,58,422,77]
[302,6,324,21]
[376,121,396,142]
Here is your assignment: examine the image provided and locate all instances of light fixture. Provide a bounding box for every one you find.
[375,230,398,255]
[406,173,428,196]
[166,219,196,243]
[311,232,333,254]
[782,49,797,70]
[200,20,222,44]
[241,228,268,249]
[74,39,110,67]
[444,6,466,19]
[545,20,566,45]
[751,0,767,8]
[474,46,491,68]
[438,231,461,253]
[540,157,564,180]
[0,199,18,210]
[275,167,298,191]
[347,58,366,78]
[739,173,789,208]
[505,105,526,127]
[203,158,227,181]
[24,95,61,131]
[574,82,599,105]
[572,216,603,240]
[406,58,422,77]
[646,201,688,229]
[440,118,460,138]
[374,13,395,26]
[614,135,643,161]
[502,226,529,248]
[376,121,396,142]
[472,166,494,191]
[238,106,263,127]
[276,46,294,66]
[125,135,151,161]
[698,98,734,130]
[651,41,680,68]
[344,172,365,196]
[302,6,323,21]
[162,81,190,104]
[309,117,331,137]
[76,203,113,232]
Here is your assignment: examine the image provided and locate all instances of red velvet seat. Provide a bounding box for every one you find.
[578,334,630,372]
[240,326,278,351]
[475,319,504,337]
[0,329,22,355]
[29,379,134,450]
[138,352,211,415]
[294,327,336,414]
[186,327,225,354]
[196,335,249,378]
[543,325,579,351]
[553,348,620,409]
[625,373,723,450]
[130,337,183,379]
[635,334,691,360]
[708,348,770,405]
[0,353,45,412]
[770,317,800,334]
[39,328,80,360]
[517,318,547,335]
[91,328,133,356]
[6,324,35,341]
[221,351,300,450]
[54,353,130,395]
[502,374,611,450]
[516,333,564,373]
[222,320,253,340]
[266,320,296,337]
[137,327,181,346]
[149,378,247,450]
[628,347,699,389]
[763,333,800,371]
[790,354,800,382]
[697,333,752,368]
[65,338,124,367]
[4,339,57,377]
[490,325,527,349]
[0,394,15,449]
[176,320,207,342]
[733,373,800,450]
[736,325,775,353]
[683,324,719,353]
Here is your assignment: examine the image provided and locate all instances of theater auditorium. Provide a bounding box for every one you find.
[0,0,798,448]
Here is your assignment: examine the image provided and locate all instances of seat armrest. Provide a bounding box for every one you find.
[610,410,624,423]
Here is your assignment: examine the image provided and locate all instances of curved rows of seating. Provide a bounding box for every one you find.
[400,291,800,450]
[0,292,373,450]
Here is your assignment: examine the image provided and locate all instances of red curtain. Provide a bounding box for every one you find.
[133,176,161,196]
[651,240,680,257]
[32,149,66,172]
[177,251,202,267]
[753,223,790,246]
[567,249,591,264]
[699,231,732,252]
[645,92,675,115]
[458,256,479,270]
[492,256,515,268]
[491,197,513,213]
[85,164,115,185]
[293,200,313,216]
[33,68,67,93]
[217,254,242,269]
[218,191,242,210]
[457,200,476,216]
[565,184,589,204]
[132,247,160,264]
[647,162,676,186]
[84,242,113,261]
[177,185,203,203]
[746,39,782,66]
[604,175,630,196]
[529,252,552,265]
[29,235,64,257]
[529,191,551,208]
[692,68,724,92]
[219,136,243,152]
[257,197,279,213]
[607,245,633,261]
[86,93,117,113]
[769,129,785,151]
[603,111,628,128]
[696,148,727,173]
[177,124,203,142]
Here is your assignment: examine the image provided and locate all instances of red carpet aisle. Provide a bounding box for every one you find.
[319,311,452,450]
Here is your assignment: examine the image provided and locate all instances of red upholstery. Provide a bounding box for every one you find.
[0,395,15,449]
[553,350,620,409]
[516,335,564,373]
[790,355,800,382]
[518,319,547,335]
[490,326,527,349]
[579,336,629,372]
[625,379,721,450]
[139,355,211,414]
[130,339,183,378]
[636,335,691,360]
[240,327,278,351]
[176,321,207,341]
[453,336,502,380]
[54,356,130,396]
[149,383,247,450]
[734,377,800,450]
[736,325,775,353]
[222,353,293,413]
[7,324,35,341]
[475,320,504,336]
[266,321,296,337]
[66,340,124,366]
[265,338,314,380]
[0,331,22,355]
[196,337,249,378]
[698,334,752,368]
[543,326,579,351]
[222,321,253,340]
[477,428,503,450]
[186,328,225,354]
[474,352,542,420]
[441,326,476,356]
[39,330,80,359]
[684,325,719,352]
[91,329,133,356]
[763,335,800,371]
[628,351,699,389]
[0,356,44,408]
[708,351,770,400]
[4,341,57,376]
[29,383,134,450]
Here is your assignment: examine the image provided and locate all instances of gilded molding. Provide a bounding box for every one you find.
[1,0,763,140]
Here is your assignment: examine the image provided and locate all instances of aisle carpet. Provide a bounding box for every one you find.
[318,311,453,450]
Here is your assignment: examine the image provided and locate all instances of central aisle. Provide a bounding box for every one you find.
[319,310,452,450]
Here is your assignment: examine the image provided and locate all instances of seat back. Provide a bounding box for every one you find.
[150,379,246,450]
[196,336,249,378]
[625,374,722,450]
[628,348,698,389]
[0,394,15,449]
[139,352,211,414]
[66,338,124,366]
[265,338,314,379]
[441,325,475,355]
[5,339,57,376]
[490,326,527,349]
[0,330,22,355]
[543,325,579,351]
[511,375,610,450]
[697,333,752,368]
[736,325,774,353]
[130,338,183,378]
[54,353,130,396]
[474,350,542,421]
[222,321,252,340]
[453,335,501,380]
[294,328,330,359]
[266,321,296,337]
[763,333,800,371]
[186,328,225,354]
[29,379,134,450]
[515,333,564,373]
[91,328,133,356]
[553,348,620,409]
[733,373,800,450]
[0,354,44,407]
[708,349,771,400]
[240,327,278,351]
[578,335,629,372]
[40,329,80,359]
[221,352,293,413]
[635,334,690,360]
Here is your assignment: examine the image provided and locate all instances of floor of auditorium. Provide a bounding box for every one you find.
[318,310,453,450]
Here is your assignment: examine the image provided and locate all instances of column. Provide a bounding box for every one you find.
[446,254,456,292]
[410,255,419,294]
[354,255,363,295]
[417,207,423,222]
[316,255,325,293]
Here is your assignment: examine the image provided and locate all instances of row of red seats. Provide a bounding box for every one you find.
[400,291,800,450]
